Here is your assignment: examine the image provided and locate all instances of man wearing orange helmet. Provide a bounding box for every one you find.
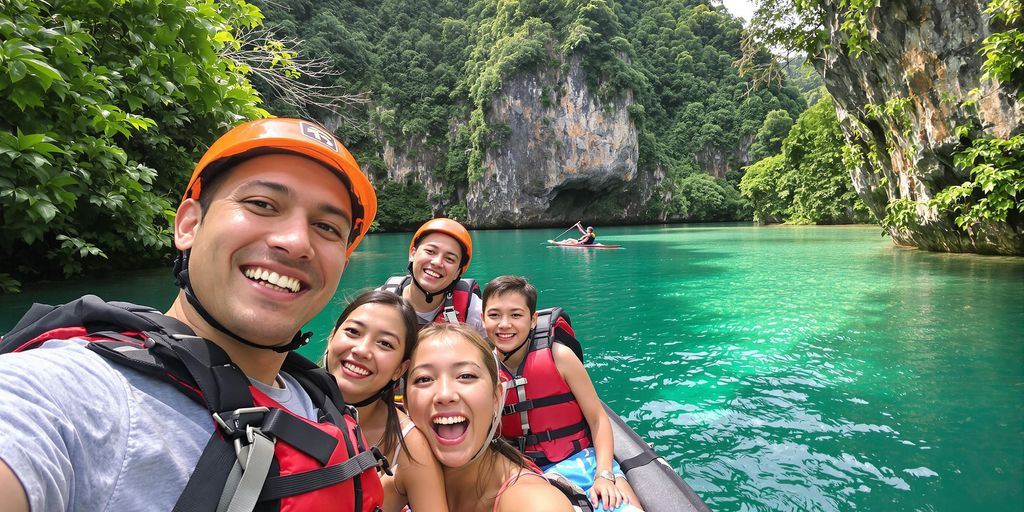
[379,218,486,336]
[0,119,386,511]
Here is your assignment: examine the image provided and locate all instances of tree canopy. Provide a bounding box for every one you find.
[741,93,869,224]
[0,0,273,290]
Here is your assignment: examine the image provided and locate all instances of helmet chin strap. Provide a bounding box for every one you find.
[349,380,396,408]
[406,262,461,305]
[173,250,311,353]
[498,328,534,362]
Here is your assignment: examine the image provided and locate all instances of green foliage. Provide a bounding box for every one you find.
[748,109,794,162]
[0,273,20,294]
[373,179,433,230]
[620,1,805,220]
[740,94,869,224]
[740,154,788,222]
[927,1,1024,235]
[0,0,271,286]
[459,0,643,192]
[932,134,1024,229]
[746,0,875,58]
[980,0,1024,90]
[446,203,469,221]
[882,197,920,230]
[674,173,746,221]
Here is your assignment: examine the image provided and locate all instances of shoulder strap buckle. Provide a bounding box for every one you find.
[442,305,460,323]
[213,406,270,439]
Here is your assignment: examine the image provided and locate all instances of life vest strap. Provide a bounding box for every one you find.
[261,408,340,466]
[502,391,575,415]
[257,447,388,502]
[515,419,588,447]
[525,438,587,467]
[172,432,237,512]
[223,427,276,512]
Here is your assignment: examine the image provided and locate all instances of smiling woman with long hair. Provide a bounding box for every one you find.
[404,322,574,512]
[324,290,448,512]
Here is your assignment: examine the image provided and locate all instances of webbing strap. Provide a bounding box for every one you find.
[162,335,252,414]
[261,408,338,465]
[519,419,588,446]
[515,379,530,434]
[172,434,236,512]
[257,448,384,501]
[502,392,575,415]
[527,439,586,467]
[220,430,276,512]
[442,305,459,323]
[617,451,659,473]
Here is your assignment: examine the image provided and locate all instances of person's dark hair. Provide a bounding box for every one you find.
[482,275,538,315]
[410,323,530,494]
[327,289,418,462]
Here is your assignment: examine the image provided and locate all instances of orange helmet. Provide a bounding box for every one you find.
[183,118,377,257]
[410,218,473,274]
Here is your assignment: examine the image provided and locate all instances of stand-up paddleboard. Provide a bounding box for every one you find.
[547,239,623,249]
[603,402,711,512]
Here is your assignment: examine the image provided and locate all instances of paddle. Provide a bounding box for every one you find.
[549,221,581,243]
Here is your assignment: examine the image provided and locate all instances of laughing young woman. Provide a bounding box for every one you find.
[325,290,448,512]
[405,323,574,512]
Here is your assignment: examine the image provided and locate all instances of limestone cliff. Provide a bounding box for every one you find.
[382,56,648,227]
[815,1,1023,254]
[463,56,643,227]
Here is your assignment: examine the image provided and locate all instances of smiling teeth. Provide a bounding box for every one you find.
[244,267,300,292]
[433,416,467,425]
[343,362,370,376]
[424,269,442,278]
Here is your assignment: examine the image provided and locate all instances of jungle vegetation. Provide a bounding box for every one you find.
[2,0,881,290]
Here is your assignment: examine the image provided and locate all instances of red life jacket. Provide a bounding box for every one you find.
[0,295,385,512]
[499,307,591,466]
[379,275,479,327]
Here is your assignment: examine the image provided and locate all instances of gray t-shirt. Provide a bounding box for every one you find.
[0,339,317,512]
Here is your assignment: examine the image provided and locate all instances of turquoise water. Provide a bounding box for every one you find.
[2,224,1022,511]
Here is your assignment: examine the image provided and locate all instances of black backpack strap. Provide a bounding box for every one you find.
[258,447,389,502]
[536,307,584,363]
[2,295,172,353]
[170,435,237,512]
[503,392,576,415]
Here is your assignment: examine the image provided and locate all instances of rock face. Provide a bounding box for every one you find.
[382,55,647,228]
[695,133,755,179]
[465,56,644,227]
[815,1,1023,254]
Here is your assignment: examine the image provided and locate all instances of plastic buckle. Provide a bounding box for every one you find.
[213,406,270,439]
[442,306,459,323]
[371,446,394,477]
[233,425,275,466]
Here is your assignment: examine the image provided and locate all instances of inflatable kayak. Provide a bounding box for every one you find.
[547,239,622,249]
[604,401,711,512]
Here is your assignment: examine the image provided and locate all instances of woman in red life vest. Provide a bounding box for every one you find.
[404,323,574,512]
[325,290,448,511]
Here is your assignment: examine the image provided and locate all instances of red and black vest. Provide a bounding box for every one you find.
[379,275,479,327]
[499,307,591,467]
[0,295,385,512]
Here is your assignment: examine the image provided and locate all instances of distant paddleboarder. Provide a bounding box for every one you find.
[559,222,596,245]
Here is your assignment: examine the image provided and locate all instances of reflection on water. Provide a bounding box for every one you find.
[1,224,1021,511]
